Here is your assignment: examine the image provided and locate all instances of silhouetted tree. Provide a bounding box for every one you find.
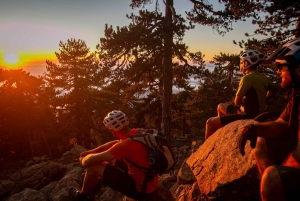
[97,8,204,139]
[187,0,300,41]
[44,39,101,147]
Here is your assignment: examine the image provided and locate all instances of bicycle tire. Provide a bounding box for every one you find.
[254,111,282,122]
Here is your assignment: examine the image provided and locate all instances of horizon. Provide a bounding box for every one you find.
[0,0,261,76]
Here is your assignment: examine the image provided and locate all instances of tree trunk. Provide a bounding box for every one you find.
[296,11,300,38]
[162,0,173,141]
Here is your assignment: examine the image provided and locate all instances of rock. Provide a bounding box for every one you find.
[147,184,175,201]
[177,159,196,185]
[39,181,58,200]
[0,180,15,197]
[173,182,204,201]
[186,119,260,201]
[97,187,125,201]
[49,166,84,201]
[6,188,47,201]
[121,184,175,201]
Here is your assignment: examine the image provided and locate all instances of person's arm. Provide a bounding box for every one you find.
[238,117,288,156]
[81,151,115,168]
[234,96,243,106]
[266,81,279,102]
[80,140,119,158]
[255,118,288,138]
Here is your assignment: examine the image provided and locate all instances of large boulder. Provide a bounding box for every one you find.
[186,119,260,201]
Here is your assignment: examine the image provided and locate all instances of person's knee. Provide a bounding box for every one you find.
[206,117,215,128]
[205,117,222,139]
[86,162,107,178]
[217,103,228,115]
[217,103,222,111]
[261,166,282,199]
[262,166,279,183]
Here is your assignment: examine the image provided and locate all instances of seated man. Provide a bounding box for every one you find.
[205,50,278,140]
[238,37,300,201]
[68,110,158,201]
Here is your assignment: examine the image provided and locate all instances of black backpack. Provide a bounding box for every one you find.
[125,128,176,193]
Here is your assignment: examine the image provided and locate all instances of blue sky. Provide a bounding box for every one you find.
[0,0,261,76]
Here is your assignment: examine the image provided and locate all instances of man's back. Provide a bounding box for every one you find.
[237,70,277,118]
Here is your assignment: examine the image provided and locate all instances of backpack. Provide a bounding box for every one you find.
[125,128,176,193]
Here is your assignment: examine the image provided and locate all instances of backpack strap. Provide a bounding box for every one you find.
[125,158,156,194]
[125,129,159,194]
[124,158,148,173]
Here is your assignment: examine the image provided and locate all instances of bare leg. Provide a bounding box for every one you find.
[260,166,287,201]
[81,162,107,195]
[217,103,229,116]
[253,137,274,175]
[205,116,222,140]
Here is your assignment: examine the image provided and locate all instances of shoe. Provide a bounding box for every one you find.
[68,187,90,201]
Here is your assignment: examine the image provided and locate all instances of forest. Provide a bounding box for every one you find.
[0,0,299,160]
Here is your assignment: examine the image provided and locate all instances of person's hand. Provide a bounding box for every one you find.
[78,157,84,165]
[80,150,92,158]
[79,151,93,165]
[238,124,258,156]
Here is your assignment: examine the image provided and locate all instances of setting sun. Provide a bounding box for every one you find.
[4,53,19,64]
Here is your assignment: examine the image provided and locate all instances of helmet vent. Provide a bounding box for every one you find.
[103,110,129,131]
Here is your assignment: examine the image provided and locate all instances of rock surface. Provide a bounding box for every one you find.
[1,119,262,201]
[187,119,260,201]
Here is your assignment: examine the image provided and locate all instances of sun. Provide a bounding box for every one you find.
[4,53,19,64]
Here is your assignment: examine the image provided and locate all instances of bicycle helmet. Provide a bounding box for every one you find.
[267,37,300,67]
[103,110,129,131]
[240,50,264,73]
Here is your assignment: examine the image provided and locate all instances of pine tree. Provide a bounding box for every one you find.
[44,38,100,147]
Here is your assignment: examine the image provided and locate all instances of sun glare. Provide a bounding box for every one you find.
[4,53,19,64]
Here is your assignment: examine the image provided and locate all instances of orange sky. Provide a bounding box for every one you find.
[0,0,261,77]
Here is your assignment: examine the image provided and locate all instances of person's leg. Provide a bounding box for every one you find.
[261,165,300,201]
[253,137,274,175]
[81,162,107,195]
[205,116,222,140]
[217,103,229,116]
[69,162,107,201]
[254,137,294,175]
[101,163,148,200]
[260,166,287,201]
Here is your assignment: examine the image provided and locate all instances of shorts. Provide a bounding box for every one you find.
[102,161,150,200]
[274,165,300,201]
[226,104,241,114]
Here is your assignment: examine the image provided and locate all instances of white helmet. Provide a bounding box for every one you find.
[240,50,264,73]
[267,37,300,66]
[103,110,129,131]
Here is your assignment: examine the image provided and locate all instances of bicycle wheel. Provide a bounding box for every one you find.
[254,111,282,122]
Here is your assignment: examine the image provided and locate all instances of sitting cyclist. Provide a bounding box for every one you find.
[238,37,300,201]
[68,110,158,201]
[205,50,278,140]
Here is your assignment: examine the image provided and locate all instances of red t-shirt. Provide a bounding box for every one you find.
[279,97,300,168]
[107,128,158,193]
[279,97,300,139]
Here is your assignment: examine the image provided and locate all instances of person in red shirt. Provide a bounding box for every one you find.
[68,110,158,201]
[238,37,300,201]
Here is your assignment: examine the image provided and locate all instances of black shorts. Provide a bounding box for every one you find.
[274,165,300,201]
[226,104,241,114]
[102,161,149,200]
